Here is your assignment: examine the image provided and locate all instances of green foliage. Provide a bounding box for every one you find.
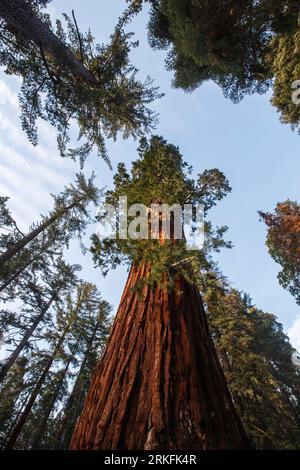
[203,274,300,449]
[0,357,28,442]
[259,200,300,304]
[270,21,300,132]
[45,172,101,249]
[0,173,100,299]
[0,1,161,166]
[91,136,232,286]
[0,278,112,449]
[0,177,110,447]
[146,1,300,132]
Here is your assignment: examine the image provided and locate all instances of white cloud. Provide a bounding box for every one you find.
[0,80,78,231]
[0,79,18,108]
[288,317,300,351]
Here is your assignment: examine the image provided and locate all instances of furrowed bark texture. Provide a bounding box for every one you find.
[70,264,250,450]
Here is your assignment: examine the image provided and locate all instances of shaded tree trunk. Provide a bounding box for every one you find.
[30,357,73,449]
[55,322,100,449]
[70,264,250,450]
[55,354,90,448]
[0,240,52,293]
[0,0,98,85]
[0,258,35,293]
[0,200,77,266]
[0,387,33,449]
[5,328,67,449]
[0,295,54,382]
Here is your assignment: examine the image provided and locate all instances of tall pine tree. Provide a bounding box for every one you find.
[0,0,161,165]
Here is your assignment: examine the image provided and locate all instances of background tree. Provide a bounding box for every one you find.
[0,187,112,449]
[53,288,111,450]
[2,266,83,449]
[259,200,300,304]
[0,356,28,444]
[0,258,80,382]
[0,173,100,268]
[145,0,300,132]
[0,0,161,165]
[0,280,111,449]
[203,272,300,449]
[28,283,111,450]
[267,17,300,132]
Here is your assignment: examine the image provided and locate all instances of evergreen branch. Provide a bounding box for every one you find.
[71,10,86,67]
[171,256,197,267]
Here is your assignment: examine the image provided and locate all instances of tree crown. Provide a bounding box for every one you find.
[91,135,232,286]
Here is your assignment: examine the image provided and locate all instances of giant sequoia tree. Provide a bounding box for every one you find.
[70,136,250,450]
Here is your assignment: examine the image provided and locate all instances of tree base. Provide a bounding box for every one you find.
[70,265,250,450]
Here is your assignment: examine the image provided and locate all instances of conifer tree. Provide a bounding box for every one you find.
[0,0,160,165]
[70,136,250,450]
[0,280,111,449]
[266,18,300,133]
[259,201,300,304]
[145,1,300,132]
[0,259,80,382]
[4,279,86,449]
[0,356,28,444]
[53,289,111,450]
[0,173,100,269]
[204,276,300,449]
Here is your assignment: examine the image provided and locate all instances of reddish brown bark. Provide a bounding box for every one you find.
[70,264,250,450]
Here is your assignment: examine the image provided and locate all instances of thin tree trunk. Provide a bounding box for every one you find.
[211,327,248,420]
[0,258,35,293]
[55,323,99,449]
[0,200,77,266]
[31,356,73,449]
[5,328,67,449]
[0,240,52,293]
[0,296,54,382]
[0,0,98,85]
[55,358,87,449]
[70,264,250,450]
[1,386,33,449]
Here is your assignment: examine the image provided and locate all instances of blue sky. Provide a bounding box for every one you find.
[1,0,300,349]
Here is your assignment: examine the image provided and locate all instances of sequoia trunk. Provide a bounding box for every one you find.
[70,264,250,450]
